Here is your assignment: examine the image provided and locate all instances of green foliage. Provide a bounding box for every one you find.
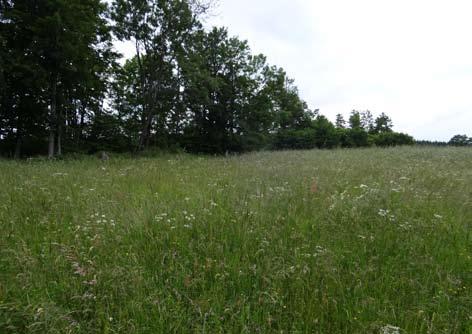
[335,113,346,129]
[449,134,471,146]
[312,115,338,148]
[360,110,375,132]
[272,128,316,150]
[87,113,132,153]
[374,112,394,133]
[371,132,415,147]
[345,128,370,147]
[0,0,116,157]
[349,110,362,129]
[415,140,449,147]
[0,0,420,157]
[111,0,202,151]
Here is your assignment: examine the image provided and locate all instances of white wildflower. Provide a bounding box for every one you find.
[399,222,412,231]
[380,324,401,334]
[313,245,328,257]
[378,209,390,217]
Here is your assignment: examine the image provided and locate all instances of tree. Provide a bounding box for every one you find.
[40,0,115,157]
[0,0,115,158]
[0,4,5,123]
[0,1,49,158]
[179,27,314,153]
[360,110,374,133]
[349,110,362,129]
[449,134,470,146]
[1,0,423,157]
[374,113,393,133]
[335,114,346,129]
[312,115,338,149]
[181,27,254,153]
[111,0,209,151]
[110,57,143,149]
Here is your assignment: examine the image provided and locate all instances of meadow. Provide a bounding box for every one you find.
[0,147,471,333]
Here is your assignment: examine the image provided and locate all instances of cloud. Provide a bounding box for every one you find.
[207,0,472,140]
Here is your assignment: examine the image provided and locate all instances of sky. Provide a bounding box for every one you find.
[116,0,472,141]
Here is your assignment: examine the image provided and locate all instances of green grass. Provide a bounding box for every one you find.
[0,147,471,333]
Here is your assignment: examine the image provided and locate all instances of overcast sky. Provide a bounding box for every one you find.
[116,0,472,141]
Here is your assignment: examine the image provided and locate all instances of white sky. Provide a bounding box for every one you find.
[116,0,472,141]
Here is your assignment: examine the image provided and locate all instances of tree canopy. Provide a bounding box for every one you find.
[0,0,421,158]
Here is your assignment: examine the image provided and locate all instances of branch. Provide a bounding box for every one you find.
[189,0,219,17]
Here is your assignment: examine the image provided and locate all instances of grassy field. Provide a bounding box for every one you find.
[0,147,471,333]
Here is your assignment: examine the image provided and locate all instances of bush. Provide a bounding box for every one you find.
[372,132,414,147]
[272,129,316,150]
[344,128,370,148]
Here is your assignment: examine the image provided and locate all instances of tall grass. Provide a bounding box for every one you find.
[0,147,471,333]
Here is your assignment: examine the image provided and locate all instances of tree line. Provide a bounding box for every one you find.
[0,0,415,158]
[416,135,472,147]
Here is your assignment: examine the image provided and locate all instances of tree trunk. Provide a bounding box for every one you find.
[57,126,62,156]
[14,134,22,159]
[138,111,153,151]
[14,110,23,159]
[79,104,86,144]
[135,39,149,152]
[57,104,63,156]
[48,131,55,158]
[48,74,58,159]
